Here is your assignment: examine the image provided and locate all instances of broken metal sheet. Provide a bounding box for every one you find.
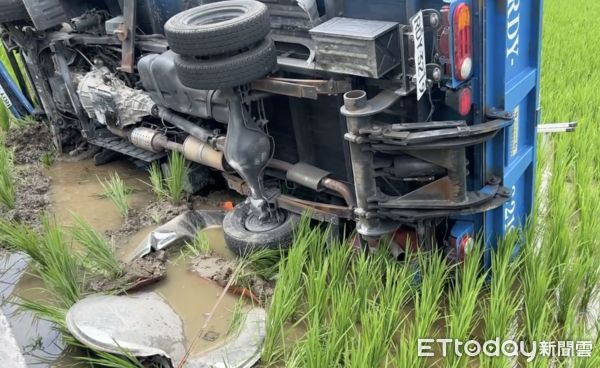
[185,308,266,368]
[65,292,186,363]
[67,291,266,368]
[128,210,225,262]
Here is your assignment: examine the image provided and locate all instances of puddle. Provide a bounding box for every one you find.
[0,252,81,367]
[47,160,153,232]
[118,225,241,358]
[2,158,244,366]
[149,257,240,357]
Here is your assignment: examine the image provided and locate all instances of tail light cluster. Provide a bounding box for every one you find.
[439,1,473,116]
[452,3,472,81]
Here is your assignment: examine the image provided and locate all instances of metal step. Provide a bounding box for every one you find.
[89,135,165,162]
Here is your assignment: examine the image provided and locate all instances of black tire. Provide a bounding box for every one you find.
[0,0,28,22]
[174,37,277,90]
[223,202,300,257]
[165,0,271,57]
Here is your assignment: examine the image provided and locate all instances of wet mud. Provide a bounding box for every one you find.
[1,142,258,366]
[5,122,54,165]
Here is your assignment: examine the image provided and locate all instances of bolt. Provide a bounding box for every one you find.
[432,67,442,81]
[429,13,440,28]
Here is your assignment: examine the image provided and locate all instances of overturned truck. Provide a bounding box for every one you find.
[0,0,541,263]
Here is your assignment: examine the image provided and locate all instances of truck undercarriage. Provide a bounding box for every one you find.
[0,0,539,261]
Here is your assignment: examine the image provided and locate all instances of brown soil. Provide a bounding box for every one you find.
[5,164,51,230]
[90,251,168,293]
[106,199,192,241]
[191,254,274,304]
[5,122,55,165]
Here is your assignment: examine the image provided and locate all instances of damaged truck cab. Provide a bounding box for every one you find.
[0,0,542,262]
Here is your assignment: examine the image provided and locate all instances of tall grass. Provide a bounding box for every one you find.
[70,214,122,278]
[0,103,9,131]
[397,251,448,368]
[148,161,167,199]
[0,142,15,208]
[445,240,486,368]
[261,218,312,365]
[165,151,188,205]
[38,216,85,307]
[480,232,522,368]
[100,173,131,217]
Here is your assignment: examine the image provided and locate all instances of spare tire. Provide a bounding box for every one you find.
[165,0,271,57]
[0,0,28,22]
[223,202,300,257]
[174,37,277,90]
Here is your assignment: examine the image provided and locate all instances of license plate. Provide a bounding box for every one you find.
[410,11,427,101]
[0,84,13,109]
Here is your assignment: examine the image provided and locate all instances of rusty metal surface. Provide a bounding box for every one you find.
[252,77,351,100]
[120,0,136,73]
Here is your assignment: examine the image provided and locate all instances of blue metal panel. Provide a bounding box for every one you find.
[481,0,543,265]
[0,62,33,119]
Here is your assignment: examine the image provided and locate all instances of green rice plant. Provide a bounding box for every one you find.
[346,261,413,368]
[445,240,486,368]
[480,231,522,368]
[326,238,353,287]
[287,313,349,368]
[349,247,388,319]
[40,152,55,168]
[233,247,283,291]
[70,214,122,278]
[227,298,247,336]
[38,216,85,308]
[288,285,356,368]
[3,216,84,308]
[240,247,283,281]
[78,349,145,368]
[183,230,211,257]
[0,143,15,208]
[0,218,43,262]
[520,231,555,350]
[165,151,189,205]
[261,217,312,366]
[397,251,448,368]
[303,256,330,322]
[99,173,131,218]
[579,254,600,314]
[556,257,586,328]
[15,298,68,330]
[147,161,167,199]
[0,103,9,131]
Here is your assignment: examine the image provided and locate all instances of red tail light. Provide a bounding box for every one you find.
[457,234,474,261]
[445,86,472,116]
[453,3,472,81]
[458,87,472,116]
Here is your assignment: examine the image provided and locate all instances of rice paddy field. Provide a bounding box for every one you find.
[254,1,600,364]
[0,0,599,366]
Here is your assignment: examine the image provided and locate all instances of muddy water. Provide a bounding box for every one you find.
[47,160,153,231]
[3,159,242,366]
[0,252,81,367]
[120,226,241,358]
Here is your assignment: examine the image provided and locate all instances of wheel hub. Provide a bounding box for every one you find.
[244,211,285,232]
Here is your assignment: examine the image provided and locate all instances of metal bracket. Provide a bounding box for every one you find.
[364,118,513,150]
[252,77,352,100]
[120,0,136,73]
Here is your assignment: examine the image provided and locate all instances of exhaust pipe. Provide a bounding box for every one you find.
[129,127,226,171]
